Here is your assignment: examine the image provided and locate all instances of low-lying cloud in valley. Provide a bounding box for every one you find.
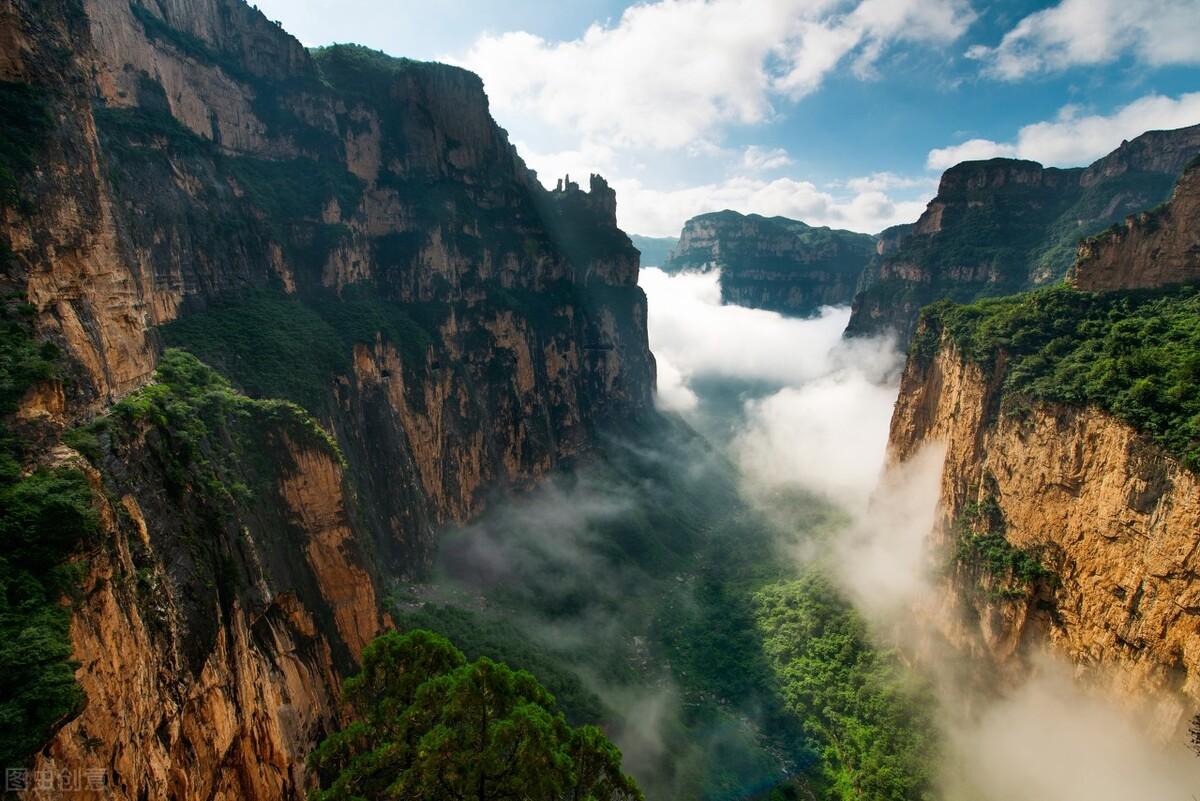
[640,266,1200,801]
[640,266,902,505]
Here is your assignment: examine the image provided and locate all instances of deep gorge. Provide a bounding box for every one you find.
[2,1,1200,800]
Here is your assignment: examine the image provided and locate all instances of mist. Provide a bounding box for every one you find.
[640,266,902,506]
[638,266,1200,800]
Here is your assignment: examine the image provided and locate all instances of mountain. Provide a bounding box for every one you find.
[1070,156,1200,291]
[885,161,1200,738]
[0,0,654,795]
[663,210,876,316]
[629,233,678,267]
[846,125,1200,344]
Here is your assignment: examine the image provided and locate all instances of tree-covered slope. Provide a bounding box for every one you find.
[914,285,1200,471]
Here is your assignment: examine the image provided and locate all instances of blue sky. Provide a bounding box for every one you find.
[254,0,1200,236]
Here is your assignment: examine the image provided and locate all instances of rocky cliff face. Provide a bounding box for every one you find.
[847,125,1200,343]
[1071,159,1200,291]
[663,210,875,316]
[888,337,1200,736]
[1,1,655,797]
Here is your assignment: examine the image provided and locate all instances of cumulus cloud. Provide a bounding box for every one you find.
[740,145,793,172]
[968,0,1200,80]
[454,0,974,151]
[613,175,928,236]
[926,137,1018,169]
[841,171,939,194]
[927,91,1200,170]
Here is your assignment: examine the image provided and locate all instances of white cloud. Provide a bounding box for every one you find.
[968,0,1200,80]
[741,145,793,172]
[927,91,1200,170]
[926,138,1018,169]
[639,268,903,505]
[613,175,929,236]
[842,171,939,193]
[454,0,974,151]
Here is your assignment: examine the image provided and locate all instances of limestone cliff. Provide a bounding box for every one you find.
[1071,158,1200,291]
[888,324,1200,740]
[0,0,656,797]
[847,125,1200,343]
[663,210,875,316]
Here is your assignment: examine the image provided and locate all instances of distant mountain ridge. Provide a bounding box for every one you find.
[846,124,1200,343]
[629,233,678,267]
[663,209,876,316]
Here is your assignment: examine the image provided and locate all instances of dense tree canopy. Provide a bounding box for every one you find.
[310,629,643,801]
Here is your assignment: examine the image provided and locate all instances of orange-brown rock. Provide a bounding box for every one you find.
[889,336,1200,738]
[1,1,657,798]
[28,437,383,801]
[1071,160,1200,291]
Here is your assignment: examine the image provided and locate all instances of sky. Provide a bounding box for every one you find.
[253,0,1200,237]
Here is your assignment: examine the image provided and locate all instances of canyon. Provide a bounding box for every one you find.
[2,1,1199,799]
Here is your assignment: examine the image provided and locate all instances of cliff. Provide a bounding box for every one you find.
[663,210,875,316]
[887,288,1200,739]
[847,125,1200,343]
[0,1,655,797]
[1071,158,1200,291]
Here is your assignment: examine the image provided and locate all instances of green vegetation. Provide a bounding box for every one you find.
[0,80,51,207]
[1033,170,1177,277]
[129,3,227,73]
[67,349,341,497]
[916,285,1200,470]
[952,498,1052,599]
[0,304,97,767]
[392,603,607,725]
[159,291,432,414]
[412,416,936,801]
[0,467,96,768]
[754,576,936,801]
[311,44,438,99]
[221,156,362,228]
[95,99,361,213]
[309,629,642,801]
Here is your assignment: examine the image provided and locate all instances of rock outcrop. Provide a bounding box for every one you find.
[847,126,1200,344]
[888,336,1200,737]
[1071,158,1200,291]
[663,210,875,316]
[0,1,656,798]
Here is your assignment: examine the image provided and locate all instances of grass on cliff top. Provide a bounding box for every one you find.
[915,285,1200,471]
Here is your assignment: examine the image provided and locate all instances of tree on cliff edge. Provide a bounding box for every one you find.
[309,629,643,801]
